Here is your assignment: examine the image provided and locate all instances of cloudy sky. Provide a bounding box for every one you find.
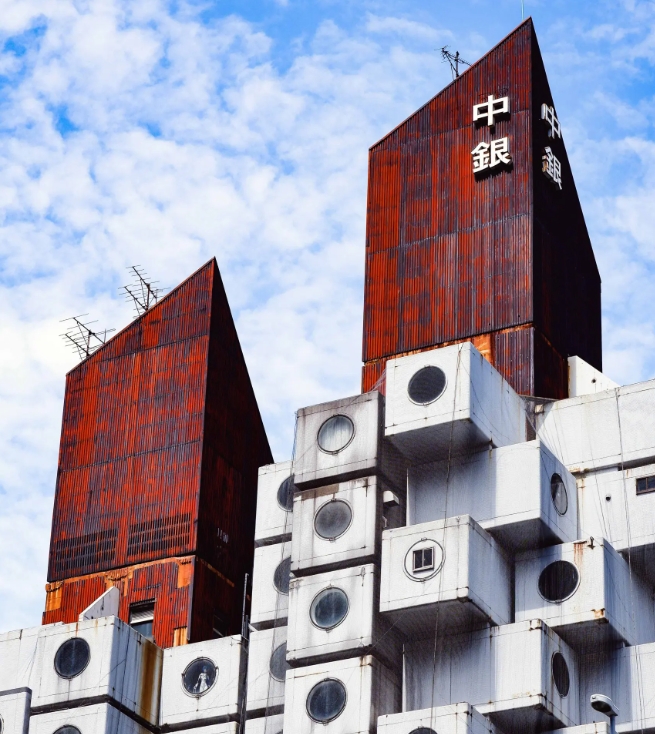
[1,0,655,632]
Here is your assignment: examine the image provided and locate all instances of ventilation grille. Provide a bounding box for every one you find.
[127,513,192,558]
[51,528,118,577]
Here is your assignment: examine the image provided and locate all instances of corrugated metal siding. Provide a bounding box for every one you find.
[361,19,601,399]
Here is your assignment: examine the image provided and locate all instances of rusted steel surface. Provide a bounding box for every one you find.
[46,258,272,642]
[362,19,601,399]
[42,555,241,647]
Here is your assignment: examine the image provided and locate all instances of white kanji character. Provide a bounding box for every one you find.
[471,141,491,172]
[490,137,511,166]
[473,95,510,126]
[542,147,562,189]
[540,103,561,139]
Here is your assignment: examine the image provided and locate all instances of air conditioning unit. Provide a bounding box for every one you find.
[0,688,30,734]
[246,627,288,717]
[287,564,400,668]
[159,635,246,729]
[515,538,655,646]
[290,476,404,576]
[578,461,655,585]
[403,620,579,734]
[0,625,39,690]
[408,440,578,550]
[251,541,293,630]
[28,617,162,726]
[256,461,295,547]
[284,655,400,734]
[29,703,150,734]
[378,703,499,734]
[579,641,655,730]
[385,343,526,463]
[244,714,284,734]
[536,378,655,473]
[293,391,405,491]
[380,515,511,635]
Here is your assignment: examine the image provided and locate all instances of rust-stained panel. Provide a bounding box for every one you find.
[362,19,601,398]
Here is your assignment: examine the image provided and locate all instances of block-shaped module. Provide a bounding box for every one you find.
[385,342,526,463]
[536,378,655,473]
[246,626,288,717]
[28,616,162,725]
[291,476,403,576]
[251,541,293,629]
[378,703,499,734]
[515,538,655,646]
[284,655,400,734]
[159,635,246,728]
[578,461,655,585]
[244,715,285,734]
[0,626,39,691]
[256,461,296,546]
[29,704,151,734]
[408,440,578,550]
[380,515,512,635]
[404,620,579,734]
[287,564,399,667]
[0,688,30,734]
[293,391,405,490]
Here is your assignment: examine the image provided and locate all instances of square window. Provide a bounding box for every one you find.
[637,476,655,495]
[129,601,155,641]
[413,547,434,573]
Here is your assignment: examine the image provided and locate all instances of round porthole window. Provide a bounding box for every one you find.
[408,366,447,405]
[409,729,438,734]
[314,500,352,540]
[277,475,296,512]
[550,473,568,515]
[317,415,355,454]
[310,587,349,630]
[54,638,91,679]
[404,538,444,581]
[273,557,292,595]
[53,727,82,734]
[552,652,570,697]
[269,643,290,682]
[181,657,217,696]
[306,678,347,723]
[538,561,579,602]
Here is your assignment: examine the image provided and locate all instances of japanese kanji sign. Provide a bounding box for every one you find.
[542,147,562,189]
[541,103,561,139]
[471,138,512,173]
[473,95,510,126]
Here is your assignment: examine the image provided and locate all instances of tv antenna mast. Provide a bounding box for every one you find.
[60,315,116,361]
[441,46,471,80]
[122,266,165,317]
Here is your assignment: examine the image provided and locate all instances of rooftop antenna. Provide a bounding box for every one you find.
[121,266,166,317]
[441,46,471,80]
[522,0,525,19]
[60,315,116,361]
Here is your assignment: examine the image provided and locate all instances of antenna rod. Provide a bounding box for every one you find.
[522,0,525,19]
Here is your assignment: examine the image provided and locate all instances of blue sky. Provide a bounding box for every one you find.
[1,0,655,632]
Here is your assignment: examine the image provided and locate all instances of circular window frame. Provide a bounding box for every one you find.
[407,366,448,406]
[316,415,355,455]
[276,475,296,513]
[53,727,82,734]
[180,657,218,698]
[269,643,289,682]
[273,556,292,596]
[313,499,353,541]
[53,637,91,680]
[409,729,438,734]
[551,651,570,697]
[403,538,445,582]
[550,473,569,516]
[537,560,580,604]
[305,678,348,723]
[309,586,350,631]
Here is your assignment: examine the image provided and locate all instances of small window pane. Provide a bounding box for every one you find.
[273,557,292,595]
[408,366,447,405]
[413,548,434,572]
[269,643,290,681]
[314,501,352,540]
[310,588,349,629]
[54,638,91,679]
[306,679,347,723]
[182,657,217,696]
[636,475,655,495]
[317,415,354,454]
